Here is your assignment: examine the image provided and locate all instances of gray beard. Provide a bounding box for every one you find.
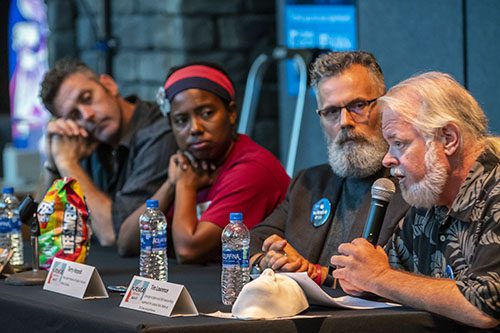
[326,128,388,178]
[394,141,448,209]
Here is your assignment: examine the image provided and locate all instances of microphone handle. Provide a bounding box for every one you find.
[362,199,389,245]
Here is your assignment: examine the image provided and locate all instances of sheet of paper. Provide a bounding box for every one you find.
[279,272,400,309]
[203,311,327,320]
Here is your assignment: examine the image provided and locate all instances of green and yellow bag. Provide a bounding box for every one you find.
[36,177,90,269]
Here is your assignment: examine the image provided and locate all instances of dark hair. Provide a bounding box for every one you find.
[310,51,385,94]
[39,58,97,115]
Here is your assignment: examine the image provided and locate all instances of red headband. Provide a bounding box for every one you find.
[163,65,235,102]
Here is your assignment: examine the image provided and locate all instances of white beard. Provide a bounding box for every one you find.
[326,128,388,178]
[392,141,448,208]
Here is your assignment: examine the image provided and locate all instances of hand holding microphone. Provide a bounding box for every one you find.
[329,178,395,289]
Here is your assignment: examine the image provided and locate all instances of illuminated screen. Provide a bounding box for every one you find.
[8,0,50,149]
[284,0,357,94]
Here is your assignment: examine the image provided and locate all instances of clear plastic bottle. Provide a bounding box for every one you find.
[0,187,12,250]
[221,212,250,305]
[6,189,23,266]
[139,199,168,281]
[0,187,23,266]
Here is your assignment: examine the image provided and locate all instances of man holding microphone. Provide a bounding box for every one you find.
[331,72,499,329]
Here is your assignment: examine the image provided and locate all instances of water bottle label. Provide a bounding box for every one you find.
[140,231,152,251]
[222,248,249,268]
[0,217,12,233]
[11,217,21,231]
[152,230,167,251]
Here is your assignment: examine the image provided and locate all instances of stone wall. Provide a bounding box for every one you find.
[45,0,279,154]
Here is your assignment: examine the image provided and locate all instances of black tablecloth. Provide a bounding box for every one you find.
[0,245,485,333]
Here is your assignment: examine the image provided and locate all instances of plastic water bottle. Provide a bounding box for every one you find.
[221,212,250,305]
[139,200,168,281]
[6,189,23,266]
[0,188,13,250]
[0,187,23,266]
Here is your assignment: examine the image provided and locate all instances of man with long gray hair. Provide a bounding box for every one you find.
[331,72,499,328]
[249,51,409,285]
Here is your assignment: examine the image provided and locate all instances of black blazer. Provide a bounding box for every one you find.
[250,164,410,266]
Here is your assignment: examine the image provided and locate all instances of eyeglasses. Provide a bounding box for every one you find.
[316,97,378,123]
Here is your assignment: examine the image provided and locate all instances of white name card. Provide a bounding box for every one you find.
[43,258,109,299]
[120,275,198,317]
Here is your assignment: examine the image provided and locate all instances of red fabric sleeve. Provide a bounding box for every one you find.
[200,158,288,230]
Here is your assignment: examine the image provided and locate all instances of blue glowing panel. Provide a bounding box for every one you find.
[285,4,357,50]
[284,1,357,95]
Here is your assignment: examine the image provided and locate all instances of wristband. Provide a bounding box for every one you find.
[325,265,337,288]
[250,253,265,277]
[314,264,322,286]
[253,253,265,269]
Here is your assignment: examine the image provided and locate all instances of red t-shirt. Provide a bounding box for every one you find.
[168,134,290,230]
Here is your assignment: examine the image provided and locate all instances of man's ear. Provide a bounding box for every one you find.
[440,123,461,156]
[99,74,119,96]
[228,101,238,126]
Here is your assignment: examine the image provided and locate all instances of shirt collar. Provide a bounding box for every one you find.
[117,96,144,148]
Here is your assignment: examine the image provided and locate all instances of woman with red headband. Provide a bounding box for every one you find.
[117,63,289,263]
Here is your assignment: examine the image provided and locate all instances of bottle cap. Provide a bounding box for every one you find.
[2,187,14,194]
[230,212,243,221]
[146,199,159,208]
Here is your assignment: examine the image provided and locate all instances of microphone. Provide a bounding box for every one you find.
[362,178,396,245]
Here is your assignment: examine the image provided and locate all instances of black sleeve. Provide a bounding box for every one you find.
[249,170,304,257]
[112,123,177,234]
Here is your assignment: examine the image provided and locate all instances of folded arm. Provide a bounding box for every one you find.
[45,122,115,246]
[168,152,220,263]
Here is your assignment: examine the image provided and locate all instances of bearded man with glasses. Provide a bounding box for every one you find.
[249,51,409,286]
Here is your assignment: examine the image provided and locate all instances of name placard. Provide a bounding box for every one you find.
[43,258,108,299]
[120,276,198,317]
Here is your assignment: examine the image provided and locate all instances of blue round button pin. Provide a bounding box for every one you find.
[310,198,332,228]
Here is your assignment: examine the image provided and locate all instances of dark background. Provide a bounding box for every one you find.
[1,0,499,177]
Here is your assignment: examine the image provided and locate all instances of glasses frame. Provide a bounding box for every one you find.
[316,97,379,123]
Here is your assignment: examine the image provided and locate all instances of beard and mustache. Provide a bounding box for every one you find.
[390,141,448,209]
[326,125,447,209]
[325,127,388,179]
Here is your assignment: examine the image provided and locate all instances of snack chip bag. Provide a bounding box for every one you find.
[37,177,90,269]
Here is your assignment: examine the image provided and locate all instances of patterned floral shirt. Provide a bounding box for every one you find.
[386,149,500,320]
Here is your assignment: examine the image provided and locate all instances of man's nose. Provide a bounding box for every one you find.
[382,151,398,168]
[189,116,203,135]
[339,107,355,129]
[78,104,96,121]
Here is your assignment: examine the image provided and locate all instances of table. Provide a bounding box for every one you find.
[0,245,482,333]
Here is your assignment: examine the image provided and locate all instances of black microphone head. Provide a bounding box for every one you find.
[19,195,38,225]
[371,178,396,202]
